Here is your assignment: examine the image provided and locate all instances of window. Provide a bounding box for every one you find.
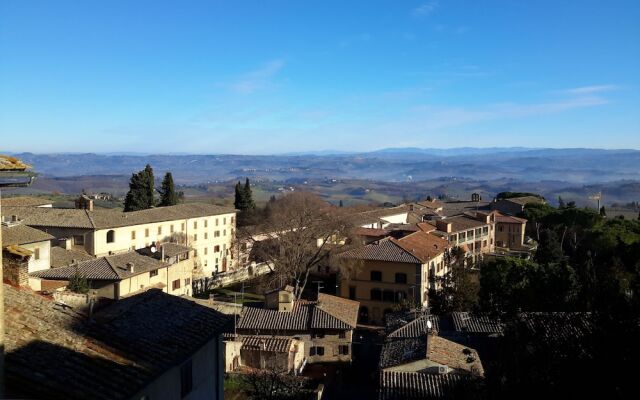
[312,331,325,339]
[74,235,84,246]
[131,231,136,240]
[467,230,474,238]
[204,219,208,228]
[204,232,208,240]
[158,226,162,235]
[349,286,356,300]
[231,216,235,224]
[180,359,193,398]
[370,270,382,282]
[181,223,185,231]
[216,218,219,226]
[150,270,158,278]
[193,221,198,229]
[339,345,349,355]
[34,248,40,260]
[106,230,115,243]
[193,234,198,241]
[370,288,382,301]
[170,224,174,233]
[449,234,457,243]
[172,279,181,290]
[316,346,325,356]
[145,228,149,238]
[223,217,227,224]
[214,230,220,237]
[459,232,466,241]
[383,290,394,302]
[339,331,346,339]
[194,250,198,257]
[185,278,191,286]
[214,245,220,252]
[395,273,407,284]
[483,226,489,235]
[204,247,208,255]
[310,347,316,356]
[223,229,226,236]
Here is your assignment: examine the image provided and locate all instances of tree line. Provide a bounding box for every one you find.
[123,164,183,211]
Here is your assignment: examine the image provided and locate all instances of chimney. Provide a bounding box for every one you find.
[126,262,135,273]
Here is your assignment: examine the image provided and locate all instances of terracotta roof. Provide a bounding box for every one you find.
[495,213,527,224]
[1,196,53,207]
[394,231,449,263]
[50,247,94,268]
[416,222,437,233]
[1,224,54,246]
[379,337,426,369]
[237,301,312,331]
[451,312,503,335]
[237,293,358,332]
[31,250,168,281]
[502,196,545,206]
[340,238,422,264]
[316,293,359,328]
[4,284,230,400]
[0,155,29,171]
[239,336,293,353]
[350,205,411,226]
[442,215,488,232]
[427,335,484,376]
[379,371,473,400]
[354,227,390,237]
[2,202,236,230]
[388,315,440,339]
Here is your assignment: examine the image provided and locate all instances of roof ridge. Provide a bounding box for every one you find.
[104,256,125,279]
[389,237,425,263]
[85,209,96,229]
[313,306,354,329]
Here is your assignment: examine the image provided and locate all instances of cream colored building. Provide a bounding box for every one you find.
[2,203,237,277]
[31,243,195,299]
[339,231,450,325]
[495,213,527,249]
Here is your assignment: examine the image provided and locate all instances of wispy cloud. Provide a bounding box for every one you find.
[228,59,286,94]
[560,84,619,96]
[413,1,438,17]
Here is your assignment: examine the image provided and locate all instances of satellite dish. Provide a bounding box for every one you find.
[150,245,157,253]
[426,320,433,330]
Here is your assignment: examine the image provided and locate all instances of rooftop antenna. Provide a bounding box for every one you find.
[589,191,602,210]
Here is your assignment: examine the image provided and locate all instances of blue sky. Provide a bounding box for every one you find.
[1,0,639,154]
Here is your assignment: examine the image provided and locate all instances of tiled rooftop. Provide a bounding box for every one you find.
[0,196,53,207]
[395,231,449,263]
[379,371,473,400]
[340,238,423,264]
[1,202,236,230]
[1,224,54,246]
[50,246,95,268]
[4,284,229,400]
[451,312,503,335]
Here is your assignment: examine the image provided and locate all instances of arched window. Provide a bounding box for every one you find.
[106,230,115,243]
[370,288,382,301]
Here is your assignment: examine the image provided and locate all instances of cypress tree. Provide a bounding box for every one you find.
[159,172,178,206]
[234,181,245,210]
[124,165,156,212]
[243,178,256,211]
[599,206,606,217]
[143,164,155,207]
[558,196,566,209]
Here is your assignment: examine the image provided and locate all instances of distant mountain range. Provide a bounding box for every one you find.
[11,148,640,185]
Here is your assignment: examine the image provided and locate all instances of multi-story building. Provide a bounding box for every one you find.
[2,203,236,276]
[234,287,359,364]
[338,231,450,324]
[4,284,229,400]
[495,213,527,249]
[30,243,195,298]
[2,216,54,289]
[491,196,545,216]
[418,212,495,262]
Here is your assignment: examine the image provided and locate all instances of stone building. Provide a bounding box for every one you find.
[2,202,236,276]
[4,284,230,400]
[2,217,54,288]
[234,287,359,364]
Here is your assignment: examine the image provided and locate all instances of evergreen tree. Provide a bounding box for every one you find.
[558,196,566,209]
[243,178,256,211]
[159,172,178,206]
[234,181,245,210]
[599,206,606,217]
[535,229,565,265]
[124,165,155,211]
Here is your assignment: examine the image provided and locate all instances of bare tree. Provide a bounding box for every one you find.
[241,369,313,400]
[244,192,361,299]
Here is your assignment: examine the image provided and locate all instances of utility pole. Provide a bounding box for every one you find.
[0,155,36,397]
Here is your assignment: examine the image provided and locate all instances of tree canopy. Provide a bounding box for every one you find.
[158,172,178,207]
[124,164,155,211]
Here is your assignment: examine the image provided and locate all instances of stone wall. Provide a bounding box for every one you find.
[2,254,29,287]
